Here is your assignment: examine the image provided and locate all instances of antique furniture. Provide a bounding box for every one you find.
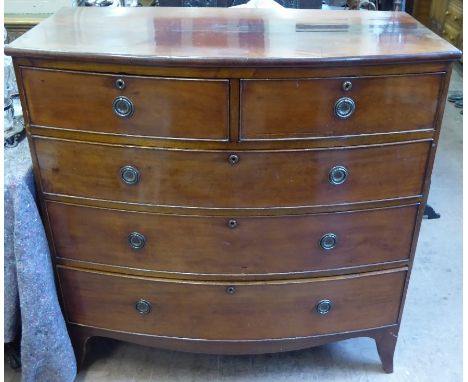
[3,1,321,45]
[428,0,462,50]
[409,0,463,52]
[5,7,460,373]
[4,14,49,43]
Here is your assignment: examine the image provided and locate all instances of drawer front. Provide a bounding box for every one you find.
[35,138,430,208]
[48,202,417,276]
[240,74,443,140]
[21,68,229,141]
[58,267,406,340]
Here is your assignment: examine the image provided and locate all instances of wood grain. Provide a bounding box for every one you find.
[240,73,443,140]
[8,6,460,372]
[28,124,435,151]
[21,67,229,141]
[68,323,399,359]
[34,137,431,208]
[41,192,424,217]
[14,57,452,78]
[47,201,417,277]
[4,8,461,66]
[58,266,407,340]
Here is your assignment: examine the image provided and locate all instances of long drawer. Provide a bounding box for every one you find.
[240,73,443,140]
[21,68,230,141]
[58,266,406,340]
[35,138,430,208]
[48,202,417,276]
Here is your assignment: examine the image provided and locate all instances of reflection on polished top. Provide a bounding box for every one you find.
[5,7,460,66]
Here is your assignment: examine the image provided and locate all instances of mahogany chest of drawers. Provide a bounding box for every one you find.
[5,7,461,373]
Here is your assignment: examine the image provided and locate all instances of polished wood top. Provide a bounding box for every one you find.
[5,7,460,66]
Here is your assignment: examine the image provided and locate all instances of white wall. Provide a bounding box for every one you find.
[5,0,70,14]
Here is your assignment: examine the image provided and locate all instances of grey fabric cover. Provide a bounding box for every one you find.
[4,139,77,382]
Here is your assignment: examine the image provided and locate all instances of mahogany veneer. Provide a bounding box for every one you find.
[34,138,430,208]
[5,6,461,374]
[47,202,418,278]
[21,68,230,140]
[58,266,407,340]
[240,73,443,140]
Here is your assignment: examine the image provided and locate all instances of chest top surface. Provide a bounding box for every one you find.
[5,7,461,66]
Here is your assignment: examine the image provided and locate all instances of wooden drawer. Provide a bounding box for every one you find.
[20,68,229,141]
[35,138,430,208]
[48,202,417,277]
[240,74,443,140]
[58,266,406,340]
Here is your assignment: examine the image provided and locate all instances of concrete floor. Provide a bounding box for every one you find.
[5,64,463,382]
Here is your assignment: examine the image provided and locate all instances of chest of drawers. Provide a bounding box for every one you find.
[5,7,460,373]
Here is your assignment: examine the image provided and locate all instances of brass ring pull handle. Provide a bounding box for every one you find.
[334,97,355,119]
[135,299,152,315]
[113,96,134,118]
[316,299,333,315]
[120,165,140,185]
[128,232,146,250]
[328,165,348,185]
[320,233,337,250]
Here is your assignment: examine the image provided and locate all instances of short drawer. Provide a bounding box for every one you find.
[48,202,417,277]
[21,68,229,141]
[58,266,406,340]
[240,73,443,140]
[35,137,430,208]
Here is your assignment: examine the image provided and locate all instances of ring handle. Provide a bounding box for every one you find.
[135,299,152,315]
[320,233,337,250]
[316,299,333,315]
[120,165,140,185]
[113,96,134,118]
[334,97,355,119]
[328,165,348,185]
[128,232,146,250]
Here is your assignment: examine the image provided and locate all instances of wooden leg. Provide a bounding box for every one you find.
[374,328,398,373]
[68,326,91,370]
